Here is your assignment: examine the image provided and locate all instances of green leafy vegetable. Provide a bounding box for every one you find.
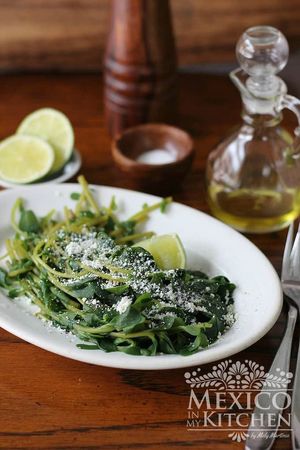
[70,192,81,200]
[0,268,9,288]
[19,209,40,233]
[0,176,236,356]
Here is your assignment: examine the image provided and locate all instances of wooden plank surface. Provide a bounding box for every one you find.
[0,72,296,449]
[0,0,300,72]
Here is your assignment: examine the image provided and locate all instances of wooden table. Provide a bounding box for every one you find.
[0,73,296,450]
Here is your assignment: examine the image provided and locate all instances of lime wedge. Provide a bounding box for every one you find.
[17,108,74,173]
[134,234,186,270]
[0,135,54,184]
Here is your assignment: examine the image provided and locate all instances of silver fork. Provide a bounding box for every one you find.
[245,222,300,450]
[283,223,300,450]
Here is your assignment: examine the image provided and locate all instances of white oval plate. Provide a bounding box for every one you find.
[0,149,81,188]
[0,184,282,370]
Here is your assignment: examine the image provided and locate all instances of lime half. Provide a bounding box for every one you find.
[0,135,54,184]
[17,108,74,173]
[134,234,186,270]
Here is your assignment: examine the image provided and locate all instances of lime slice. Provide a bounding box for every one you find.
[134,234,186,270]
[17,108,74,173]
[0,135,54,184]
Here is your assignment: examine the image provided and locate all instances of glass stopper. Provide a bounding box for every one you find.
[236,26,289,95]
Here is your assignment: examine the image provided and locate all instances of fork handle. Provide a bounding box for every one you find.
[292,331,300,450]
[245,303,298,450]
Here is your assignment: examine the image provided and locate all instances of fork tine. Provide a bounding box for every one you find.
[282,222,294,280]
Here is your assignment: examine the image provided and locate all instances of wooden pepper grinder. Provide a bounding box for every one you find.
[104,0,177,137]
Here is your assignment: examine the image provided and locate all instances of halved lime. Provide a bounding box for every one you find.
[17,108,74,173]
[134,234,186,270]
[0,135,54,184]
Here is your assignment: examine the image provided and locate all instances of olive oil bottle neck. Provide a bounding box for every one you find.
[241,110,282,128]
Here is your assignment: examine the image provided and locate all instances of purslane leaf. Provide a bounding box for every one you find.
[0,180,236,357]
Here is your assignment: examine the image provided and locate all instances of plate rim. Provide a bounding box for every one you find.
[0,183,283,370]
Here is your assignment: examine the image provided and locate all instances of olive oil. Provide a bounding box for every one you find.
[206,26,300,233]
[208,184,300,233]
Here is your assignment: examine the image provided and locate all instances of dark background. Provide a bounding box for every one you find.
[0,0,299,73]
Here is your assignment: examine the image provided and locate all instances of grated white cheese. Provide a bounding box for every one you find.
[56,230,234,327]
[65,242,83,256]
[223,303,236,327]
[114,296,132,314]
[65,238,98,257]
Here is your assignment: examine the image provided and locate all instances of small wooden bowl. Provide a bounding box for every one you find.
[112,123,194,194]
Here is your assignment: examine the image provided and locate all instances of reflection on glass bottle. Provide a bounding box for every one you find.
[206,26,300,233]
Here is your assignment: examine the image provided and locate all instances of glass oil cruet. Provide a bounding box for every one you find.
[206,26,300,233]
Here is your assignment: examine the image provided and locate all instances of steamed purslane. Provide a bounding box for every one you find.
[0,176,236,356]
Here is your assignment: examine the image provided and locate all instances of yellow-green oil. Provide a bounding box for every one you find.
[207,184,300,233]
